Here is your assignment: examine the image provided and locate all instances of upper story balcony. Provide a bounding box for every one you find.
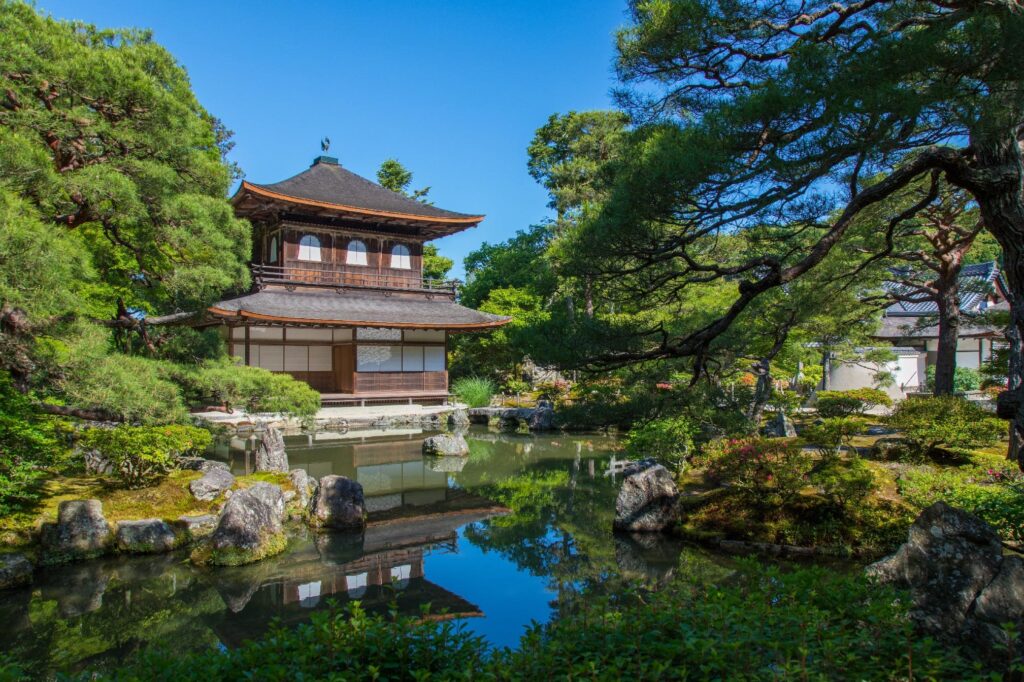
[251,263,458,297]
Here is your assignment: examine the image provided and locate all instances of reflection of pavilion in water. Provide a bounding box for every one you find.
[223,431,455,513]
[208,507,496,647]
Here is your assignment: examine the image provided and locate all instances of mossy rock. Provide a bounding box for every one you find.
[192,530,288,567]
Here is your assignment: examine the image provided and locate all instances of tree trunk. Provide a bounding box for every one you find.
[820,351,832,391]
[933,282,961,395]
[960,135,1024,469]
[747,358,773,425]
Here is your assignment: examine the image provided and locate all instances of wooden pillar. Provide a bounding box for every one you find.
[244,325,250,366]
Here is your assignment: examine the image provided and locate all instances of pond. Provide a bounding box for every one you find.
[0,427,719,678]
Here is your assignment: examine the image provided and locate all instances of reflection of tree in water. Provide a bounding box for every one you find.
[460,445,653,609]
[0,555,225,677]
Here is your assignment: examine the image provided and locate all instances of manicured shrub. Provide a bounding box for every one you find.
[173,359,320,420]
[925,364,982,393]
[816,388,892,417]
[886,395,1005,456]
[624,415,696,467]
[451,376,497,408]
[802,416,865,461]
[78,424,212,488]
[700,437,813,507]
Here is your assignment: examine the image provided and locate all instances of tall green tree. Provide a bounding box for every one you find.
[0,2,316,424]
[560,1,1024,463]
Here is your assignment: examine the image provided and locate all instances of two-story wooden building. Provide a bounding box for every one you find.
[205,155,508,404]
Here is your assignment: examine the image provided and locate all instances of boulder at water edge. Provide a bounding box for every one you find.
[0,554,33,590]
[867,502,1024,660]
[422,433,469,458]
[196,483,287,566]
[528,406,556,431]
[189,467,235,502]
[448,408,471,429]
[309,475,367,530]
[613,459,680,533]
[289,468,318,511]
[41,499,112,564]
[115,519,179,554]
[255,426,289,473]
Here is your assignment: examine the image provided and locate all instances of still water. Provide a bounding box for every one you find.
[0,428,698,677]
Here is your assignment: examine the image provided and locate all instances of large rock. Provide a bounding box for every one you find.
[41,499,112,563]
[179,457,230,473]
[254,426,288,473]
[115,519,179,554]
[763,412,797,438]
[309,475,366,530]
[189,467,235,502]
[868,502,1023,661]
[199,483,287,566]
[422,433,469,458]
[448,409,471,429]
[289,468,318,510]
[178,514,218,542]
[613,460,680,532]
[0,554,33,590]
[528,407,556,431]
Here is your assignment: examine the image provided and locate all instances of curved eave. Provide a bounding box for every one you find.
[234,181,484,227]
[208,306,511,331]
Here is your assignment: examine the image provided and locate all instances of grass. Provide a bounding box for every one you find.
[451,376,496,408]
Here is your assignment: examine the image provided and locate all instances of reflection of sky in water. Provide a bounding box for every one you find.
[425,524,557,649]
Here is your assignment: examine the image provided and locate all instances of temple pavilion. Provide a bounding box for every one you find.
[204,154,508,405]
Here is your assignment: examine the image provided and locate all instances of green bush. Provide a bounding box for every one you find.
[802,417,865,461]
[768,389,803,415]
[99,563,982,680]
[899,466,1024,544]
[925,364,982,393]
[815,457,876,511]
[624,415,696,467]
[816,388,892,417]
[78,424,212,488]
[886,395,1005,456]
[451,376,496,408]
[700,437,813,507]
[171,359,320,420]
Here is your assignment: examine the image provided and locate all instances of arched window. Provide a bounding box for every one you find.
[298,234,321,261]
[268,236,278,264]
[390,244,411,269]
[346,239,368,266]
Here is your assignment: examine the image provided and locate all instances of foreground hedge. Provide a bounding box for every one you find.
[37,562,993,681]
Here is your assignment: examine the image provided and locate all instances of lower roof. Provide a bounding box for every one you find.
[208,287,509,330]
[874,315,1002,340]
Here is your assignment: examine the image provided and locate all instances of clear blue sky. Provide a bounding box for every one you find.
[38,1,626,278]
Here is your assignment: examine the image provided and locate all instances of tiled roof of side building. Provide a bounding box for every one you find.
[208,288,510,330]
[235,156,483,224]
[884,261,1003,316]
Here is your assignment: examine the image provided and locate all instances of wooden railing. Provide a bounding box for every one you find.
[253,264,457,295]
[354,371,448,393]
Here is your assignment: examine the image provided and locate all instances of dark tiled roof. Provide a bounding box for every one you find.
[885,261,1002,316]
[209,287,509,330]
[240,158,481,222]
